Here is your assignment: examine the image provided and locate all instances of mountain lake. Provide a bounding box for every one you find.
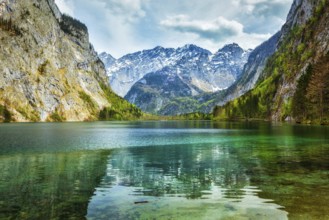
[0,121,328,219]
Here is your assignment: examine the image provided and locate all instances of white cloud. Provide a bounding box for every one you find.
[160,15,271,51]
[54,0,74,15]
[161,15,243,41]
[99,0,147,23]
[53,0,293,57]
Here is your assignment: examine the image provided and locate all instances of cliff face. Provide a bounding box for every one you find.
[218,32,281,106]
[270,0,329,122]
[0,0,140,122]
[214,0,329,124]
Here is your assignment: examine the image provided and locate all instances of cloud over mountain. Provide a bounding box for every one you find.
[55,0,292,57]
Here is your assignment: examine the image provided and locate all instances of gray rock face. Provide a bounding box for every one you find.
[0,0,113,121]
[102,44,251,98]
[117,44,251,115]
[270,0,329,121]
[99,52,116,68]
[283,0,317,35]
[216,32,281,105]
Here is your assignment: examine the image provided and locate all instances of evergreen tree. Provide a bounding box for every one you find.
[306,57,329,122]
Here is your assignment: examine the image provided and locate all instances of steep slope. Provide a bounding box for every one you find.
[121,44,250,115]
[219,32,281,104]
[0,0,141,122]
[214,0,329,124]
[102,44,251,98]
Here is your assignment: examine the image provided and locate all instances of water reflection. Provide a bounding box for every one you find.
[0,151,110,220]
[87,144,288,220]
[0,122,328,219]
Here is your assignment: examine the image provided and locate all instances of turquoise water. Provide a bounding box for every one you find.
[0,121,328,219]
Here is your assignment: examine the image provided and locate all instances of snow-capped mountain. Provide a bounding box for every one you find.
[100,43,251,115]
[99,52,116,70]
[101,43,251,99]
[101,46,178,97]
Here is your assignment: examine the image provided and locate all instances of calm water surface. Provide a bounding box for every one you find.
[0,121,328,219]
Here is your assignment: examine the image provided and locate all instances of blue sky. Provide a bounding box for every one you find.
[55,0,293,58]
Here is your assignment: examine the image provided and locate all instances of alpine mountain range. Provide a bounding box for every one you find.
[100,43,253,115]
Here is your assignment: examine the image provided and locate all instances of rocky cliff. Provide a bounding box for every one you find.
[218,32,281,105]
[214,0,329,124]
[0,0,141,122]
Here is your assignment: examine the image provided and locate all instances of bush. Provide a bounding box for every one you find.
[0,105,12,122]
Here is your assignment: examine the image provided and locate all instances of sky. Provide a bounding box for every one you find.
[55,0,293,58]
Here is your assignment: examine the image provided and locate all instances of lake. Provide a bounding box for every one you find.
[0,121,328,219]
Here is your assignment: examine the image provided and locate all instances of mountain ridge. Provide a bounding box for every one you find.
[101,43,251,115]
[101,43,251,97]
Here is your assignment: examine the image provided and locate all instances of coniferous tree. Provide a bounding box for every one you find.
[292,65,313,122]
[306,57,329,122]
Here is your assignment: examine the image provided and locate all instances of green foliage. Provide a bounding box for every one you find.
[297,43,305,54]
[0,105,12,122]
[99,107,124,121]
[305,56,329,124]
[99,82,143,120]
[79,91,96,112]
[301,49,314,62]
[16,107,40,122]
[213,0,329,124]
[49,112,65,122]
[176,112,212,120]
[292,65,313,122]
[213,69,281,121]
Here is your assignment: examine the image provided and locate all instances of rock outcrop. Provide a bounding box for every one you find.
[0,0,140,122]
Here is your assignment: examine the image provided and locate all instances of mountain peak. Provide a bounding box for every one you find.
[218,43,243,53]
[153,46,164,50]
[99,52,116,67]
[178,44,211,55]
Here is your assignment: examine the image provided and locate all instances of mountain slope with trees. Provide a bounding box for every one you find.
[213,0,329,124]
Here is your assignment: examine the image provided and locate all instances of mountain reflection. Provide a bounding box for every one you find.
[87,144,288,220]
[102,144,249,199]
[0,150,110,220]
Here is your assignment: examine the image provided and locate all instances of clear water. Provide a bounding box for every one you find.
[0,121,328,219]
